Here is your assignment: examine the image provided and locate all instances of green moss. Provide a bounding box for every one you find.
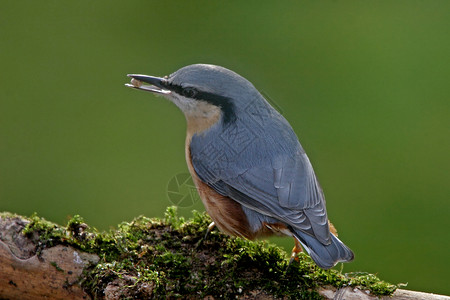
[0,211,21,219]
[13,207,398,298]
[21,212,67,253]
[50,261,64,272]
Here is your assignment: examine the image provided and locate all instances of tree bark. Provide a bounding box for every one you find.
[318,286,450,300]
[0,214,448,300]
[0,215,99,300]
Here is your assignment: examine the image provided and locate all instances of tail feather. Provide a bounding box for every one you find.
[293,230,354,269]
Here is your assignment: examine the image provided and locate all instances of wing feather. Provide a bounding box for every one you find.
[190,113,331,244]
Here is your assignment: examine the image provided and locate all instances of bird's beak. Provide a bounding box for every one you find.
[125,74,171,95]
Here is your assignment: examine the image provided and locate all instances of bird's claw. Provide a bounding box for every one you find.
[287,237,303,269]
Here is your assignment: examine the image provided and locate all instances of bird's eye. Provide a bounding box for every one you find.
[182,87,197,98]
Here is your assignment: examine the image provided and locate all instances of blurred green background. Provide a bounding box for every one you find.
[1,0,449,295]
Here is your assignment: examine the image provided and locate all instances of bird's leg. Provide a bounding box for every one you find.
[288,238,303,265]
[328,220,338,236]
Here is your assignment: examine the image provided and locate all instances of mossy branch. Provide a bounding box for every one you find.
[0,208,448,299]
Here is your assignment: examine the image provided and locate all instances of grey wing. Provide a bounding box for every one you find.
[191,142,331,245]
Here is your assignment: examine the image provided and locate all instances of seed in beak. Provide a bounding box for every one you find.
[131,78,143,88]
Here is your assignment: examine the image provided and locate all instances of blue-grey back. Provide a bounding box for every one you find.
[190,88,331,244]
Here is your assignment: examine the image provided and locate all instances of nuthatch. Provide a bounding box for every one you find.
[125,64,354,269]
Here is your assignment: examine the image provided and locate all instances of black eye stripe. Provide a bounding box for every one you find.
[161,81,182,95]
[164,82,236,124]
[182,87,197,98]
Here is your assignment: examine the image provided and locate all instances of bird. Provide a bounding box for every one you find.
[125,64,354,269]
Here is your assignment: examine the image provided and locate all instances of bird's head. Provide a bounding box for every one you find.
[126,64,260,126]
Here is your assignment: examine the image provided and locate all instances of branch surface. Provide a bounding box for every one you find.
[0,210,448,300]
